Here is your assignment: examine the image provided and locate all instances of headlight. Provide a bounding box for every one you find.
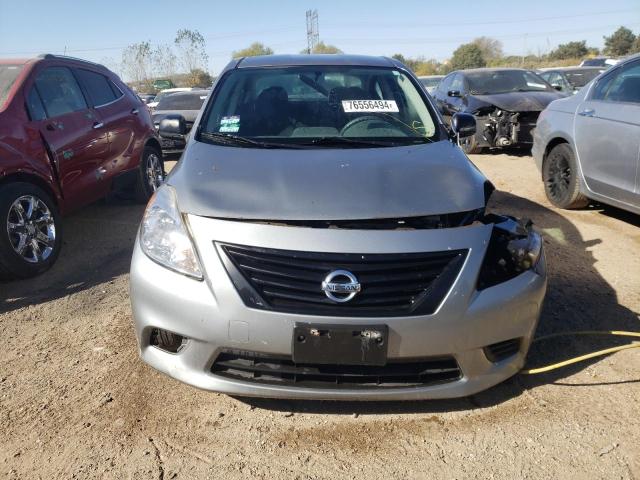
[477,215,543,290]
[140,185,203,279]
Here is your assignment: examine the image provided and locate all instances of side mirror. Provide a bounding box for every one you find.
[551,84,563,91]
[451,113,476,138]
[447,90,462,97]
[158,114,187,138]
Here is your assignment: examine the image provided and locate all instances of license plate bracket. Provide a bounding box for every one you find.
[292,323,388,366]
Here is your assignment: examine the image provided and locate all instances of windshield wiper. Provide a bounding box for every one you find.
[198,132,304,149]
[300,137,429,148]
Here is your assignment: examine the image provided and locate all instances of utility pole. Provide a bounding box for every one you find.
[306,9,319,54]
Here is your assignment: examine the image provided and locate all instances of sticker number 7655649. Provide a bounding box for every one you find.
[342,100,399,113]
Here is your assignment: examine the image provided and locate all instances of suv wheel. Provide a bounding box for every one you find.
[542,143,589,209]
[0,183,62,279]
[135,145,164,203]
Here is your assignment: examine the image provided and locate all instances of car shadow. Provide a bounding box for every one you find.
[0,199,145,314]
[239,190,640,414]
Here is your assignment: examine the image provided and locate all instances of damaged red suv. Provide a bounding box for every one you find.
[0,55,163,279]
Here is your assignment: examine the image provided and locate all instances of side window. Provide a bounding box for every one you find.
[34,67,87,118]
[592,60,640,104]
[438,75,453,94]
[539,72,551,82]
[75,69,117,107]
[26,87,47,121]
[450,74,464,93]
[108,79,124,99]
[546,73,560,85]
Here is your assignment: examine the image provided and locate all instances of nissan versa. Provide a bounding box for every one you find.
[130,55,547,400]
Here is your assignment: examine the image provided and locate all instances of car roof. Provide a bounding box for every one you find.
[543,67,604,73]
[458,68,532,75]
[418,75,444,79]
[0,58,33,65]
[236,54,396,69]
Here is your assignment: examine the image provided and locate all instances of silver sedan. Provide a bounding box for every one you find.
[533,54,640,214]
[130,54,547,400]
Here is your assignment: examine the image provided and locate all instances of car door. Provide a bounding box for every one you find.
[433,74,453,117]
[438,74,464,124]
[574,59,640,207]
[28,65,110,208]
[74,68,137,179]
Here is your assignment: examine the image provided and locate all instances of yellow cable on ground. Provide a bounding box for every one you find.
[520,330,640,375]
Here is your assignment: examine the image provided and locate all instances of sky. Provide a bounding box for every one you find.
[1,0,639,78]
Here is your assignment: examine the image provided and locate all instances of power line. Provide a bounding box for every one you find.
[1,8,637,57]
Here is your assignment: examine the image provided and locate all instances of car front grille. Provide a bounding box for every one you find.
[211,350,462,389]
[218,243,467,317]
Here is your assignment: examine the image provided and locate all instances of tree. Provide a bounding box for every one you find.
[449,43,486,71]
[186,68,214,88]
[631,35,640,54]
[549,41,588,60]
[233,42,274,58]
[121,41,153,89]
[151,44,177,79]
[308,42,342,54]
[175,29,208,73]
[471,37,503,61]
[603,26,636,56]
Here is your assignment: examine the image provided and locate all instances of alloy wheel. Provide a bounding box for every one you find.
[6,195,56,263]
[545,155,571,202]
[146,153,164,192]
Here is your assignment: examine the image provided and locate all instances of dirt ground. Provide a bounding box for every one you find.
[1,152,639,479]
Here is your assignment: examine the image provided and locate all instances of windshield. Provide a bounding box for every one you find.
[565,69,603,88]
[466,70,553,95]
[199,66,439,148]
[156,92,207,111]
[420,77,442,88]
[0,64,24,109]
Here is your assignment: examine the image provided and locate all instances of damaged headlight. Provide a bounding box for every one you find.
[140,185,203,279]
[477,215,543,290]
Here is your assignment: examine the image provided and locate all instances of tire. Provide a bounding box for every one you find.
[0,182,62,280]
[460,134,483,154]
[542,143,589,209]
[134,145,164,203]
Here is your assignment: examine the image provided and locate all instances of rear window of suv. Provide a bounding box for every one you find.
[75,69,122,107]
[0,64,24,109]
[156,92,207,111]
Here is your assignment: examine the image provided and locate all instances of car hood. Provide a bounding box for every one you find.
[167,139,487,220]
[472,91,564,112]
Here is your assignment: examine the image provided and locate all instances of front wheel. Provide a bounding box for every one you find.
[542,143,588,209]
[134,145,165,203]
[0,182,62,280]
[460,134,483,154]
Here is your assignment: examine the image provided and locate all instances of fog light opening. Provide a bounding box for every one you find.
[484,338,522,363]
[150,328,188,353]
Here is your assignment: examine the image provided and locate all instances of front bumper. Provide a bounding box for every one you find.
[130,217,547,400]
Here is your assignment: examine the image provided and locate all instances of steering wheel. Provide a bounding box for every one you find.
[339,114,415,136]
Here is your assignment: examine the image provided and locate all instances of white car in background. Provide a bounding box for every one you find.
[147,87,196,109]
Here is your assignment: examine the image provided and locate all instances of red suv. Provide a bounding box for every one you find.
[0,55,163,279]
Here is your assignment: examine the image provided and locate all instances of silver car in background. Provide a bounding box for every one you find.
[130,55,546,400]
[533,54,640,214]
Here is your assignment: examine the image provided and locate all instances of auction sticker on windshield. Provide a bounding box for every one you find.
[342,100,399,113]
[219,116,240,133]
